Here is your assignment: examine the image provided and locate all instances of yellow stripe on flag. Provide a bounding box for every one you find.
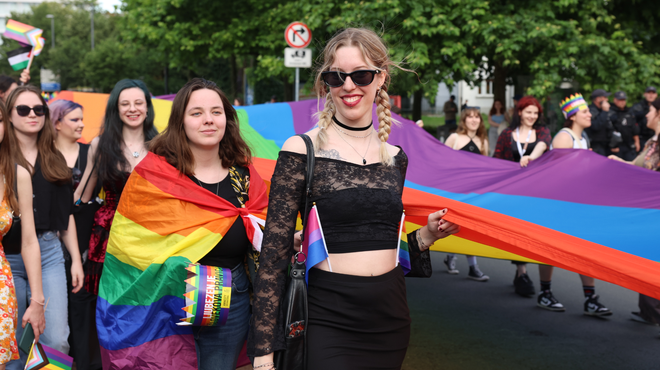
[108,213,223,271]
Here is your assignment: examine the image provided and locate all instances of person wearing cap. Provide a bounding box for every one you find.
[586,89,615,156]
[536,94,613,316]
[631,86,658,149]
[609,91,640,161]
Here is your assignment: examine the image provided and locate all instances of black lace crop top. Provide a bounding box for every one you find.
[248,147,421,357]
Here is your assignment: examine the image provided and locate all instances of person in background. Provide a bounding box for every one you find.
[504,94,522,124]
[586,89,614,156]
[0,71,30,102]
[443,107,489,282]
[609,91,640,161]
[5,85,83,370]
[267,95,278,104]
[233,97,244,106]
[0,98,45,369]
[488,99,505,156]
[540,93,612,317]
[75,79,159,296]
[609,98,660,328]
[50,100,102,370]
[631,86,657,149]
[441,95,458,139]
[493,96,551,297]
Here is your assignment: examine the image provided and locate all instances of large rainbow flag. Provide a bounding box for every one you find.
[96,153,267,369]
[52,91,659,367]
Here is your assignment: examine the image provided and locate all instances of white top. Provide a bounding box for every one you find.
[552,128,588,150]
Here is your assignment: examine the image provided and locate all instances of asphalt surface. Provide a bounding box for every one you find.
[402,253,659,370]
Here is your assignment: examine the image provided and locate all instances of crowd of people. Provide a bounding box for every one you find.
[438,87,660,324]
[0,26,657,370]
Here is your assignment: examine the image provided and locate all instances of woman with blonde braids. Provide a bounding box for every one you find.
[249,28,460,370]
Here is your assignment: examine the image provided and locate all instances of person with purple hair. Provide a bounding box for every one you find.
[50,99,102,370]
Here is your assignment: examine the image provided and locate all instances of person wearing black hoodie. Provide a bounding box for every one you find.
[631,86,658,149]
[609,91,640,161]
[586,89,615,156]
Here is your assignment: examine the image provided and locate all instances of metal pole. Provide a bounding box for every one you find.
[50,18,54,49]
[295,67,299,102]
[91,6,95,50]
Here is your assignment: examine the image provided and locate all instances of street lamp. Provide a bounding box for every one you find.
[45,14,54,49]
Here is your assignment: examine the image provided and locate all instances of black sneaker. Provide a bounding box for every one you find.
[513,272,535,297]
[537,290,565,312]
[444,255,459,274]
[584,295,613,317]
[468,266,489,282]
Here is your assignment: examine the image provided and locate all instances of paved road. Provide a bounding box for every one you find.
[403,253,658,370]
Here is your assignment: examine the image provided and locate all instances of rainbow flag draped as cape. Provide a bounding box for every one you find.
[96,153,267,369]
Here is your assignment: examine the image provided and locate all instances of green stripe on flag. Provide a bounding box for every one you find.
[98,253,191,306]
[237,109,281,160]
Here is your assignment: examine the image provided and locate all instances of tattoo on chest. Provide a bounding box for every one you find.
[317,149,344,160]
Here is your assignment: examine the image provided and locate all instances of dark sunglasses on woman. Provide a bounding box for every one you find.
[15,105,48,117]
[321,69,381,88]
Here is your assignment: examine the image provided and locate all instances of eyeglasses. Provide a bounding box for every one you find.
[15,105,48,117]
[321,70,381,88]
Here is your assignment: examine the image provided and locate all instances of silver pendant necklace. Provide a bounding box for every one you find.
[195,177,220,196]
[332,124,373,165]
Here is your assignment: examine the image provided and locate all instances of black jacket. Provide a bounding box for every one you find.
[631,99,655,142]
[586,103,613,144]
[609,105,639,147]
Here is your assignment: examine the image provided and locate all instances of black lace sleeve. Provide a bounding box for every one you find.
[248,151,306,357]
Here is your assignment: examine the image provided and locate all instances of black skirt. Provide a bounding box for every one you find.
[307,266,411,370]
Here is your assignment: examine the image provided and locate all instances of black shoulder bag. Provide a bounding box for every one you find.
[4,163,22,255]
[274,134,315,370]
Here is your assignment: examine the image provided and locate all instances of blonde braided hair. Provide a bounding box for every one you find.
[376,88,394,165]
[314,28,406,165]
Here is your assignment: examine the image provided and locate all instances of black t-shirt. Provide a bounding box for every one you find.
[33,158,74,232]
[189,172,251,268]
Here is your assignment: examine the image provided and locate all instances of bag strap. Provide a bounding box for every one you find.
[76,160,97,206]
[297,134,315,244]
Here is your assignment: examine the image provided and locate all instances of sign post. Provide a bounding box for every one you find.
[284,22,312,101]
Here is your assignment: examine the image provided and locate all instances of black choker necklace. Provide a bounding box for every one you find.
[332,116,372,131]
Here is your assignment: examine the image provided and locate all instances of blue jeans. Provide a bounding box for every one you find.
[193,263,250,370]
[6,231,70,370]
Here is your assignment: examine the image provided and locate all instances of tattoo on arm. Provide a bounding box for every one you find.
[317,149,344,160]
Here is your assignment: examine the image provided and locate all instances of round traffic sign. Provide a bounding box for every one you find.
[284,22,312,49]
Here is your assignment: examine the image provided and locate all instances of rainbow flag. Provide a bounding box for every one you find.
[96,153,268,369]
[301,205,330,283]
[396,213,411,275]
[3,19,37,45]
[54,92,660,302]
[25,341,73,370]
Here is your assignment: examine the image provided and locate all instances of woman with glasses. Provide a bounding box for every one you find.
[249,28,460,370]
[75,79,158,297]
[0,98,45,369]
[4,86,83,369]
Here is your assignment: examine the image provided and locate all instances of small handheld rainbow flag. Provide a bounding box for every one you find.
[301,205,331,283]
[396,212,411,275]
[24,341,73,370]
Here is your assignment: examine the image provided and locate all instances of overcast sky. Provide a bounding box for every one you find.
[98,0,122,12]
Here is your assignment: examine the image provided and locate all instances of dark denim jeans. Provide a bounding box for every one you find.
[193,263,250,370]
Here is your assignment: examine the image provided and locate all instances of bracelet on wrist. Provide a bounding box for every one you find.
[254,362,275,369]
[416,230,428,250]
[30,297,45,306]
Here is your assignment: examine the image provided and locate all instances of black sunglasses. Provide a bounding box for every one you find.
[321,69,381,88]
[15,105,48,117]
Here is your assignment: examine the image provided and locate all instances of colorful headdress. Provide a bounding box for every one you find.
[560,94,588,118]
